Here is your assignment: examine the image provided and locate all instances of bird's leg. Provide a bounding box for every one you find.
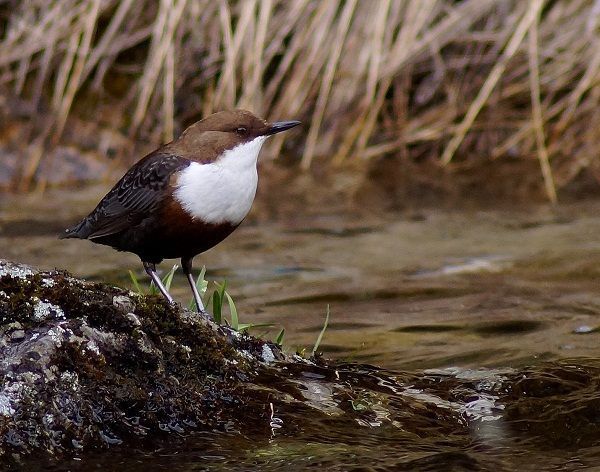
[181,256,207,315]
[142,261,174,304]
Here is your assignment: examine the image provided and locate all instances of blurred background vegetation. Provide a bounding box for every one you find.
[1,0,600,203]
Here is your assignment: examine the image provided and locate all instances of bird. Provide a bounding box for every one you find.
[61,110,300,315]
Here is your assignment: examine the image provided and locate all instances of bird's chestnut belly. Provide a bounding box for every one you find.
[153,197,239,259]
[93,196,240,262]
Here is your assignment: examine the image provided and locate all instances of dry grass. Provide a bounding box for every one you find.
[1,0,600,200]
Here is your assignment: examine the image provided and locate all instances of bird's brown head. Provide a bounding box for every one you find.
[172,110,300,162]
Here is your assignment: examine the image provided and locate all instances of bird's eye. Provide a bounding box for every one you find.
[236,127,247,135]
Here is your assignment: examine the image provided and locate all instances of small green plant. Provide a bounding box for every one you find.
[128,268,331,349]
[154,264,177,295]
[312,304,330,357]
[211,280,227,325]
[211,281,274,332]
[128,269,143,294]
[350,399,367,411]
[128,264,178,295]
[188,266,208,310]
[128,265,276,334]
[275,328,285,346]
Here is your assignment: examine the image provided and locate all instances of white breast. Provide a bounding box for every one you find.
[173,136,267,225]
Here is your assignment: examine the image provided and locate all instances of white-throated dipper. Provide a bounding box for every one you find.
[61,110,300,314]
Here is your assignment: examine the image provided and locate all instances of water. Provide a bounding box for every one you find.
[2,187,600,470]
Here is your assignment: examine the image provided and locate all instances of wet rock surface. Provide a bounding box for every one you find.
[2,259,600,470]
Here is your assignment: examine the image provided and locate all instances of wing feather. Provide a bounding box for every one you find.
[66,150,190,240]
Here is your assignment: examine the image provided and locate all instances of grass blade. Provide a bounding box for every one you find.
[275,328,285,346]
[312,304,330,357]
[162,264,178,291]
[217,280,227,298]
[196,266,208,295]
[128,269,143,295]
[188,265,209,309]
[212,288,222,325]
[237,322,274,332]
[148,280,158,295]
[225,291,238,330]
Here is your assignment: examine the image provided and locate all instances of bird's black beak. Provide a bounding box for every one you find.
[265,120,301,136]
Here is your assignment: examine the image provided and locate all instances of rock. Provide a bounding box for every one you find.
[2,321,23,332]
[0,259,289,462]
[8,330,24,342]
[573,325,595,334]
[112,295,135,314]
[124,312,141,327]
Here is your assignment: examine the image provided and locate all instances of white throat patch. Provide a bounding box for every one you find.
[173,136,267,225]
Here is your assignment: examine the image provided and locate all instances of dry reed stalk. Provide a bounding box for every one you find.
[80,0,135,86]
[17,1,79,190]
[440,1,540,165]
[554,44,600,133]
[527,0,556,204]
[214,0,236,109]
[267,0,340,156]
[52,0,100,144]
[301,0,357,169]
[51,17,79,113]
[163,41,175,142]
[2,0,600,199]
[31,31,56,111]
[239,0,272,112]
[130,0,187,137]
[262,0,311,109]
[214,0,257,108]
[354,1,439,159]
[270,0,338,116]
[14,54,30,96]
[332,0,394,165]
[333,0,496,166]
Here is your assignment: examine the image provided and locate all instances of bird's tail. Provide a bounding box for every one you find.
[59,219,91,240]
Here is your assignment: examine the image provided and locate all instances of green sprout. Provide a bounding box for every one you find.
[128,264,178,295]
[275,328,285,346]
[127,265,277,334]
[312,304,330,357]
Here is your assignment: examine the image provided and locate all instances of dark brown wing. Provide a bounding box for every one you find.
[62,150,190,240]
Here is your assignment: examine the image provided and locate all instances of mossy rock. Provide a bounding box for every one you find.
[0,260,288,463]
